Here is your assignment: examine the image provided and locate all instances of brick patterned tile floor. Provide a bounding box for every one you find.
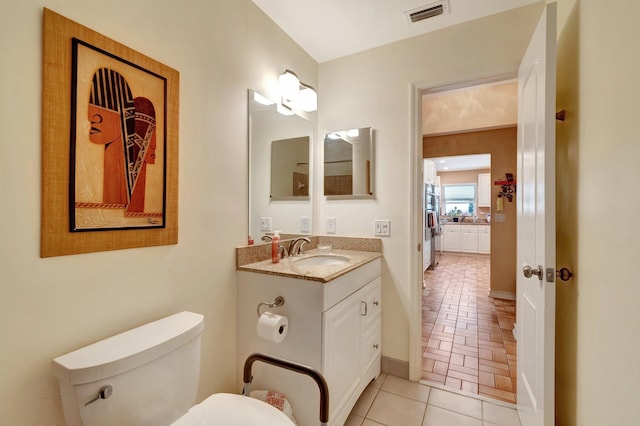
[422,253,517,403]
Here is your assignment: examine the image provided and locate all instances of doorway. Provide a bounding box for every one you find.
[417,81,519,404]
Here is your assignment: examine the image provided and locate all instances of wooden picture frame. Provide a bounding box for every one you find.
[41,8,179,257]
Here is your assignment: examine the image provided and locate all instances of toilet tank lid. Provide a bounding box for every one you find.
[52,311,204,385]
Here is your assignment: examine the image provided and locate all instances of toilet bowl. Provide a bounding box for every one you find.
[171,393,294,425]
[51,312,293,426]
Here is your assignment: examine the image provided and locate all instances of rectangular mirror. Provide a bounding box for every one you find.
[324,127,374,198]
[248,90,313,240]
[271,136,310,199]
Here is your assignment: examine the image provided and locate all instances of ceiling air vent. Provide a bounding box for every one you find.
[404,1,450,24]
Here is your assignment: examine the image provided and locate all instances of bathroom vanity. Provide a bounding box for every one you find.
[236,240,382,426]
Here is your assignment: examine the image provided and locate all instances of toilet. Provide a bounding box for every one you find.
[51,311,294,426]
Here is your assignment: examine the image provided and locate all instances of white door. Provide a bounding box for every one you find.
[516,3,556,426]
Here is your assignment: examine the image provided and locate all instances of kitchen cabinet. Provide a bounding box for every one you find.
[237,258,382,426]
[461,226,479,253]
[478,225,491,254]
[444,225,461,252]
[423,238,431,271]
[425,160,437,185]
[443,224,491,254]
[478,173,491,207]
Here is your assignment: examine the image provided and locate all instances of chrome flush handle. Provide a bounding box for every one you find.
[85,385,112,406]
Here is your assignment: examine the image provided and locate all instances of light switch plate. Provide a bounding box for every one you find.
[327,217,336,234]
[300,217,310,233]
[260,217,272,231]
[374,220,391,237]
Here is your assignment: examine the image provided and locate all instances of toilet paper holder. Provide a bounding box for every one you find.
[256,296,285,317]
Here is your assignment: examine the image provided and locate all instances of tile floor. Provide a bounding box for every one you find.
[421,253,517,403]
[345,373,521,426]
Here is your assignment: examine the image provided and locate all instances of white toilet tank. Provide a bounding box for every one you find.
[52,311,204,426]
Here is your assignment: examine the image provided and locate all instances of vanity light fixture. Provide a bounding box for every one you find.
[279,70,300,104]
[299,83,317,112]
[277,70,318,114]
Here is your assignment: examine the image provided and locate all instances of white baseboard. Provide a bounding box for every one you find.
[488,290,516,301]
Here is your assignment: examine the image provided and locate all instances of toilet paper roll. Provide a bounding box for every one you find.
[257,312,288,343]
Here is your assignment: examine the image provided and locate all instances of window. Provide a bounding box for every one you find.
[442,184,476,215]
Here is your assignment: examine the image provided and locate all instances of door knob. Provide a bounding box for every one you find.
[522,264,543,280]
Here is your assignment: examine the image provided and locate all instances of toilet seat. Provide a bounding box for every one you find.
[171,393,295,426]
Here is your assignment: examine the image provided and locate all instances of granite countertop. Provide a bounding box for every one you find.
[236,248,382,283]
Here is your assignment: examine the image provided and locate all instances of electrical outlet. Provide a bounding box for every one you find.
[327,217,336,234]
[374,220,391,237]
[300,217,310,233]
[260,217,272,231]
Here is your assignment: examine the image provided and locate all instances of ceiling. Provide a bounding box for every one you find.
[251,0,540,63]
[430,154,490,172]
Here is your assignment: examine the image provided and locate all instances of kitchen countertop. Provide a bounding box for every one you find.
[236,248,382,283]
[441,221,491,225]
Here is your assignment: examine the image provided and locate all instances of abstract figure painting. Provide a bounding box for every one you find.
[71,40,166,230]
[41,9,179,257]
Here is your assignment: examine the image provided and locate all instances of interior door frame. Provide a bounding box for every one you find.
[409,73,518,381]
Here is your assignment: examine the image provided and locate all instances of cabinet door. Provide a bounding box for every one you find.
[478,226,491,254]
[423,239,431,271]
[361,278,381,377]
[478,173,491,207]
[461,227,479,253]
[444,226,461,252]
[323,292,362,421]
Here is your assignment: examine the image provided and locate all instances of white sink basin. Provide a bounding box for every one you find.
[293,254,350,267]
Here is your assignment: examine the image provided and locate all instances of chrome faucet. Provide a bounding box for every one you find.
[278,244,289,259]
[261,235,273,242]
[289,237,311,256]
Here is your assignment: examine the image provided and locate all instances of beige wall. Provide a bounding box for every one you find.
[0,1,316,424]
[422,81,517,135]
[425,128,518,295]
[318,4,542,364]
[555,0,640,424]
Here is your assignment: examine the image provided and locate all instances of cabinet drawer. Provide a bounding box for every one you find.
[324,259,382,311]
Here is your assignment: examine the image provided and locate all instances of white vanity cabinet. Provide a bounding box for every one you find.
[237,257,382,426]
[323,276,381,423]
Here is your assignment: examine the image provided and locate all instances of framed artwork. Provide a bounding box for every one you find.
[41,9,179,257]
